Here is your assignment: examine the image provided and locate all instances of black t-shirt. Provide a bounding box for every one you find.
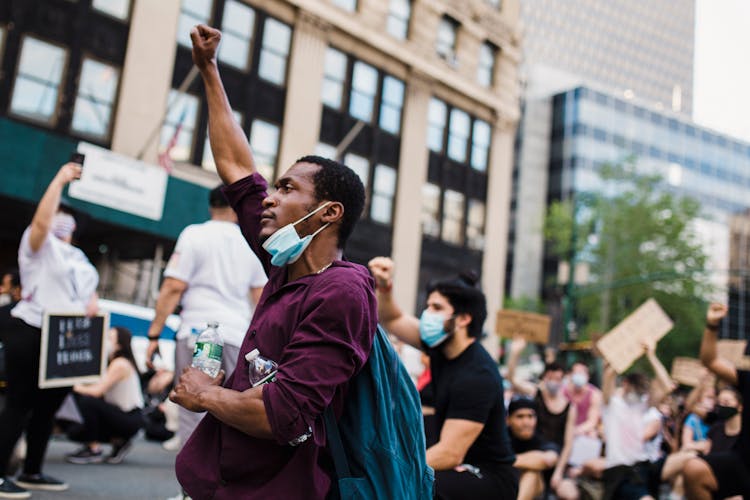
[707,421,739,454]
[510,431,560,455]
[429,342,516,469]
[735,368,750,466]
[534,392,569,449]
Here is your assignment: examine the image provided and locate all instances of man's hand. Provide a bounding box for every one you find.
[641,338,656,357]
[190,24,221,70]
[706,303,727,327]
[145,339,160,370]
[509,334,527,355]
[169,366,225,412]
[368,256,394,292]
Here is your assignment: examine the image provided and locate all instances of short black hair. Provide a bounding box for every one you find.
[624,372,650,395]
[3,268,20,288]
[297,155,365,249]
[209,185,230,208]
[543,362,565,376]
[426,271,487,338]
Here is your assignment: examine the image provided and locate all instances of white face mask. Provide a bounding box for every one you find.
[262,202,331,267]
[51,212,76,240]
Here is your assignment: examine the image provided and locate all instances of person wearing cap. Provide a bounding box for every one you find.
[506,397,560,500]
[369,256,518,500]
[0,162,99,498]
[145,185,267,453]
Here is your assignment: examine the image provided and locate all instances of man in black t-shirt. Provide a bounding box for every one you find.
[506,397,560,500]
[684,303,750,499]
[369,257,518,500]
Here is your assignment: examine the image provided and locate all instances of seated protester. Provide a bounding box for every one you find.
[369,257,518,500]
[704,386,743,454]
[506,397,559,500]
[680,377,715,454]
[563,361,603,438]
[507,335,576,450]
[64,327,144,464]
[600,339,677,500]
[684,303,750,500]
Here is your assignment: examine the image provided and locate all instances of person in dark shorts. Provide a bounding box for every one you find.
[684,303,750,500]
[369,257,518,500]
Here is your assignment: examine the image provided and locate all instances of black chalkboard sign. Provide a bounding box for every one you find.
[39,313,109,389]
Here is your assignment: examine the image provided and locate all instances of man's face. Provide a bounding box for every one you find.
[425,291,455,322]
[260,162,322,242]
[507,408,537,440]
[717,390,739,410]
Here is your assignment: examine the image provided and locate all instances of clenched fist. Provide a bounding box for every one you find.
[368,256,394,293]
[190,24,222,70]
[706,303,727,328]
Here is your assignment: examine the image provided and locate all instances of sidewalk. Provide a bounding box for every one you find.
[19,436,181,499]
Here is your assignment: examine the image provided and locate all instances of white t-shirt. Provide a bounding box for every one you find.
[104,362,144,412]
[163,220,267,347]
[603,392,661,467]
[12,227,99,328]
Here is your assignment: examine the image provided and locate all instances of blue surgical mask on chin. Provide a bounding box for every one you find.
[262,202,331,267]
[419,310,451,348]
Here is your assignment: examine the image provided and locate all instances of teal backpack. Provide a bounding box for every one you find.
[324,324,434,500]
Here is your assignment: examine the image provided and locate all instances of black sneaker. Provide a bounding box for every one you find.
[66,445,104,464]
[15,473,68,491]
[106,439,133,464]
[0,478,30,499]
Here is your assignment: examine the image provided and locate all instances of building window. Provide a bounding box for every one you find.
[177,0,213,48]
[442,189,465,245]
[92,0,132,21]
[159,90,200,162]
[202,109,243,171]
[332,0,357,11]
[436,16,457,60]
[379,76,404,135]
[427,98,447,152]
[467,199,485,250]
[386,0,411,40]
[421,183,441,237]
[258,18,291,86]
[321,47,347,110]
[349,61,378,122]
[477,43,496,87]
[219,0,255,71]
[344,153,370,191]
[71,58,120,140]
[447,108,470,162]
[471,119,491,171]
[250,119,280,181]
[371,164,397,224]
[9,36,68,125]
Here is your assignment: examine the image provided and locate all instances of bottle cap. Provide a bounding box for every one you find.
[245,349,260,362]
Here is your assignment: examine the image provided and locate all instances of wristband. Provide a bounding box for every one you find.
[377,281,393,293]
[705,322,720,331]
[148,336,160,341]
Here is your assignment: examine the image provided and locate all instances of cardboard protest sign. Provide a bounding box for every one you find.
[595,299,673,373]
[496,309,551,344]
[671,357,714,387]
[717,339,750,370]
[39,313,109,389]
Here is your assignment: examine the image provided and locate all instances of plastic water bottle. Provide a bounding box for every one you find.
[191,321,223,378]
[245,349,278,387]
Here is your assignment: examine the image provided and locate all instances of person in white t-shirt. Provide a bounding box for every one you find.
[0,162,99,498]
[146,185,267,450]
[600,340,676,500]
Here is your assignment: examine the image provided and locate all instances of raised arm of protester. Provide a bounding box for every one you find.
[190,24,255,185]
[367,256,421,348]
[506,335,538,397]
[643,339,677,405]
[699,303,738,386]
[29,162,81,252]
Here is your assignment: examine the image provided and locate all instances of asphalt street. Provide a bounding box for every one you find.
[17,436,181,499]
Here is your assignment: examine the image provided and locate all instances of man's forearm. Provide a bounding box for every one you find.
[699,326,719,365]
[198,385,273,439]
[200,64,255,184]
[148,285,183,338]
[426,442,463,470]
[514,450,558,471]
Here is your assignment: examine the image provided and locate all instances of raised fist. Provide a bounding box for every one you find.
[368,256,394,292]
[190,24,222,70]
[55,162,82,185]
[706,303,728,327]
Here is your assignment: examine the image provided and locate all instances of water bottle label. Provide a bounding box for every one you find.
[194,342,223,362]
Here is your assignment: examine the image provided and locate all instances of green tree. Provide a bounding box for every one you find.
[544,160,713,369]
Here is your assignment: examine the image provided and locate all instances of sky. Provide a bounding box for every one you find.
[693,0,750,142]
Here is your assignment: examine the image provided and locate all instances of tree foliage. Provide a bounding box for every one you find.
[544,160,713,368]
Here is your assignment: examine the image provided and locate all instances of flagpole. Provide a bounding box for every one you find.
[136,65,200,161]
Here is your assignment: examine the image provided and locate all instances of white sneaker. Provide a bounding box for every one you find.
[161,435,181,451]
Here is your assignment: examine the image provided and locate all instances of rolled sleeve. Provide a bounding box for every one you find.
[222,173,270,273]
[261,277,376,446]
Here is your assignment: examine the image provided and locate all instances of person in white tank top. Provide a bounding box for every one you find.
[63,327,144,465]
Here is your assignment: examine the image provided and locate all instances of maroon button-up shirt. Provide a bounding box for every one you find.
[175,173,377,499]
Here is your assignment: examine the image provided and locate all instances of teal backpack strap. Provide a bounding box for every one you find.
[324,406,351,481]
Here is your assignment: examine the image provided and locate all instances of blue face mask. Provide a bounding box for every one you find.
[262,202,331,267]
[419,310,451,348]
